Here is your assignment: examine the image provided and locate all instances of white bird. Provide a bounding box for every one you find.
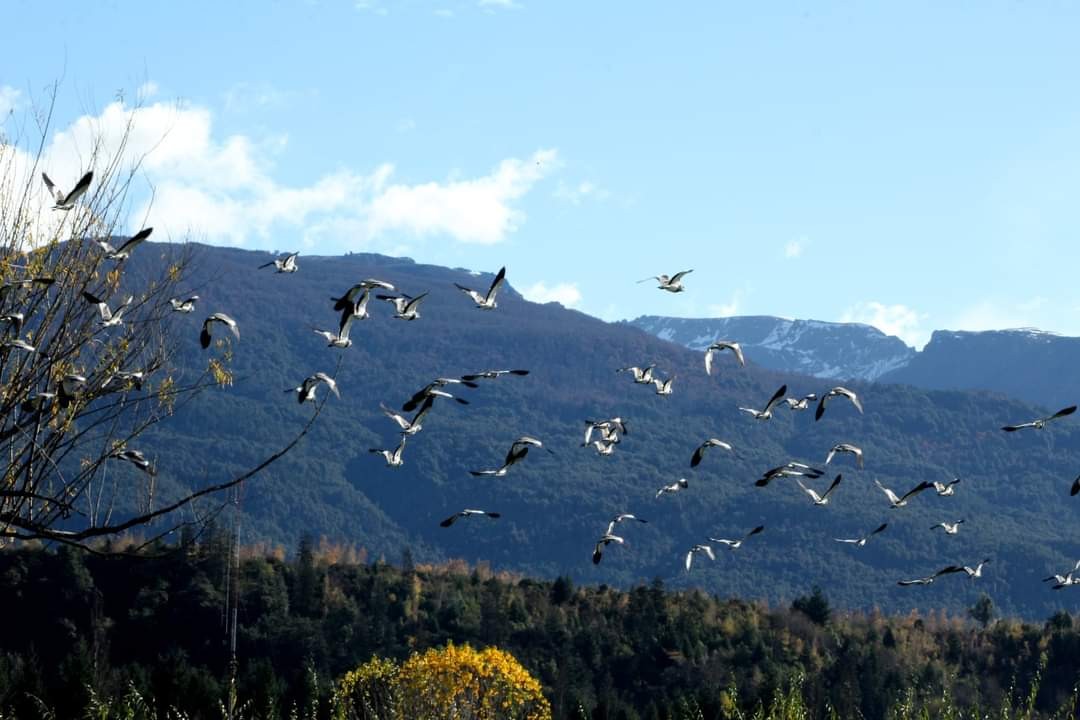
[102,371,146,392]
[592,534,625,565]
[1044,561,1080,588]
[169,296,200,313]
[259,252,299,273]
[638,269,693,293]
[739,384,788,420]
[455,266,506,310]
[825,443,864,468]
[652,375,675,396]
[461,369,530,382]
[287,372,340,404]
[938,559,991,580]
[82,291,133,328]
[0,312,25,334]
[331,280,395,313]
[784,393,818,411]
[897,569,951,586]
[381,397,434,435]
[815,387,864,421]
[656,477,689,499]
[685,543,715,572]
[1002,405,1076,432]
[200,313,239,349]
[584,418,628,445]
[604,513,648,537]
[470,437,547,477]
[704,341,745,375]
[378,292,428,320]
[440,509,500,527]
[589,439,618,456]
[42,170,93,210]
[617,364,656,384]
[875,479,934,508]
[370,436,407,467]
[95,227,153,261]
[690,438,733,468]
[314,305,359,348]
[402,377,477,412]
[58,374,87,407]
[0,277,54,300]
[709,525,765,550]
[755,461,825,487]
[108,448,155,476]
[834,523,888,547]
[934,478,961,496]
[796,474,843,506]
[930,520,965,535]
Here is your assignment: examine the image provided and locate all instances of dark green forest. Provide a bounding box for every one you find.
[3,541,1080,719]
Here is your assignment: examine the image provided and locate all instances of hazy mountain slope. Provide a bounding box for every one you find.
[113,243,1080,618]
[627,315,915,381]
[880,329,1080,410]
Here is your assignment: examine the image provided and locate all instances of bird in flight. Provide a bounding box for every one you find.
[42,170,93,210]
[930,520,965,535]
[875,479,934,508]
[402,377,477,412]
[332,279,396,313]
[604,513,648,537]
[796,474,842,506]
[690,438,733,468]
[1002,405,1076,432]
[378,292,428,320]
[370,436,407,467]
[259,252,299,273]
[652,375,675,396]
[469,437,549,477]
[638,269,693,293]
[815,387,864,421]
[739,384,788,420]
[685,543,715,572]
[169,296,200,313]
[835,523,888,547]
[314,304,359,348]
[617,364,657,385]
[82,291,133,328]
[704,341,745,375]
[108,448,155,476]
[200,313,240,349]
[440,509,500,527]
[461,369,530,381]
[825,443,864,469]
[709,525,765,550]
[656,477,689,499]
[784,393,818,411]
[455,266,506,310]
[95,227,153,261]
[381,398,434,436]
[592,534,625,565]
[287,372,340,404]
[755,462,824,487]
[934,478,961,496]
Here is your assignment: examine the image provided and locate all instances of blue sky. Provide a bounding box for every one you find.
[2,1,1079,348]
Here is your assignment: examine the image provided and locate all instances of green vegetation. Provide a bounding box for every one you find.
[3,541,1080,719]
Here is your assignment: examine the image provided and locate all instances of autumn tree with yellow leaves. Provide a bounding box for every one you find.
[337,644,551,720]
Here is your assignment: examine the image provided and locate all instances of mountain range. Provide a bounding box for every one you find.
[95,243,1080,619]
[629,315,1079,409]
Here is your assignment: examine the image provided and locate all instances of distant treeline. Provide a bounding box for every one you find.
[2,533,1080,719]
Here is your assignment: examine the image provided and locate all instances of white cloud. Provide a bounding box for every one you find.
[0,85,20,117]
[366,149,557,244]
[554,179,608,205]
[784,237,805,259]
[0,92,556,252]
[840,301,927,348]
[522,281,581,308]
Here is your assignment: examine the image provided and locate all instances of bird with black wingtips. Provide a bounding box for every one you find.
[685,543,715,571]
[287,372,340,404]
[592,534,624,565]
[656,477,689,498]
[461,369,530,381]
[930,520,964,535]
[1002,405,1076,432]
[826,443,864,468]
[691,438,733,468]
[704,341,745,374]
[95,227,153,261]
[402,377,477,412]
[108,448,155,476]
[378,292,428,320]
[259,252,299,273]
[440,509,500,527]
[934,477,961,496]
[815,386,864,421]
[709,525,765,550]
[201,313,239,349]
[835,523,888,547]
[331,279,395,312]
[739,384,788,420]
[455,266,506,309]
[169,296,200,313]
[370,435,407,467]
[875,479,934,508]
[796,474,842,506]
[42,170,93,210]
[381,397,434,435]
[82,291,133,328]
[638,269,693,293]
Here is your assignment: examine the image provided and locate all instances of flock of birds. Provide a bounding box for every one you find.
[28,171,1080,593]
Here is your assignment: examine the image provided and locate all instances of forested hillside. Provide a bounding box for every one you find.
[106,242,1080,618]
[1,543,1078,720]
